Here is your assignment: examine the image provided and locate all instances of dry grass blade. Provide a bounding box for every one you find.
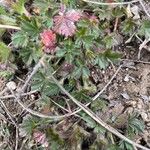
[0,24,21,30]
[82,0,139,5]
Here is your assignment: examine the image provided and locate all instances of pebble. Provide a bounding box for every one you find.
[141,112,148,122]
[6,81,16,90]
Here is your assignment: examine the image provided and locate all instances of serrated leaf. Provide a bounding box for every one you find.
[103,35,114,49]
[139,20,150,38]
[33,0,51,11]
[12,31,29,48]
[0,6,6,14]
[42,82,60,96]
[81,113,97,128]
[53,9,81,37]
[95,56,109,69]
[21,19,40,36]
[0,42,10,62]
[0,15,16,25]
[12,0,28,15]
[128,114,145,136]
[119,141,133,150]
[122,19,135,34]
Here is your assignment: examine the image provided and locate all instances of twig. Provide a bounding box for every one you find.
[0,24,21,30]
[50,99,70,112]
[114,17,119,32]
[121,59,150,64]
[0,90,37,100]
[0,100,17,126]
[50,72,150,150]
[64,98,72,113]
[93,65,122,100]
[15,128,19,150]
[139,0,150,18]
[22,55,46,92]
[125,32,136,44]
[138,38,150,59]
[82,0,139,5]
[0,100,19,150]
[10,89,80,119]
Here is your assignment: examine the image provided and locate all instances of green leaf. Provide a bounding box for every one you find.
[128,115,144,135]
[94,125,106,134]
[33,0,51,11]
[112,7,124,17]
[0,15,16,25]
[20,115,39,136]
[94,50,121,69]
[122,19,135,34]
[81,113,97,128]
[12,0,28,15]
[82,66,90,78]
[104,50,121,61]
[119,141,134,150]
[56,48,66,57]
[0,42,10,62]
[12,31,29,48]
[0,6,6,14]
[42,82,60,96]
[0,70,13,79]
[21,18,40,36]
[91,99,108,112]
[95,56,109,69]
[139,20,150,38]
[31,72,60,96]
[73,90,92,103]
[103,35,114,49]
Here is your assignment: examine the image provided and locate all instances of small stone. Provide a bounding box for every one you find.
[146,122,150,127]
[6,81,16,90]
[141,112,148,121]
[121,92,130,100]
[137,103,143,109]
[126,107,134,115]
[124,74,129,82]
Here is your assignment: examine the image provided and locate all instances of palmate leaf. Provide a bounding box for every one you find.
[31,72,60,96]
[95,55,109,69]
[0,42,10,62]
[127,114,145,136]
[12,0,28,15]
[12,31,29,48]
[81,113,97,128]
[139,20,150,38]
[122,18,135,34]
[0,15,16,25]
[21,18,40,37]
[72,89,92,103]
[119,141,134,150]
[0,6,6,14]
[20,115,40,136]
[33,0,51,11]
[94,50,121,69]
[53,9,81,37]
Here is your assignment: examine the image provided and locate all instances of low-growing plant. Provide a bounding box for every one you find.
[0,0,149,149]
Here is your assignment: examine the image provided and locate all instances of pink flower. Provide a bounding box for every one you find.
[33,131,49,148]
[40,29,56,53]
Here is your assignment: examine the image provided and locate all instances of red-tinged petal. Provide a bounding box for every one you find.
[40,30,56,47]
[40,29,57,53]
[33,131,49,148]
